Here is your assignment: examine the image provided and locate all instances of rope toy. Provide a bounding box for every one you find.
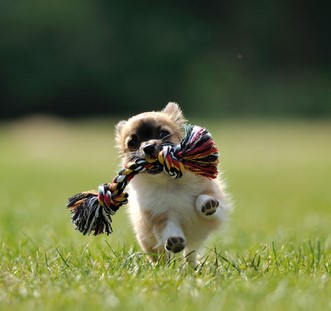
[67,124,219,236]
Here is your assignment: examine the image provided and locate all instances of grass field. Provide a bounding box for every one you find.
[0,116,330,311]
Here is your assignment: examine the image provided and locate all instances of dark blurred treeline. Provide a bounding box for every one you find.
[0,0,330,119]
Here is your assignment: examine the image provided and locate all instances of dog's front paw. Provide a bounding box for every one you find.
[165,236,185,253]
[201,198,219,215]
[196,195,219,216]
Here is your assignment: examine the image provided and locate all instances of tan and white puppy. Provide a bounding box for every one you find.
[115,102,230,266]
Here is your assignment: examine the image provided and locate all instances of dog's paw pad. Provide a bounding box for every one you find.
[165,237,185,253]
[201,199,219,216]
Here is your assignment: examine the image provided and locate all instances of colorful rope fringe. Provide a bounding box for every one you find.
[67,124,219,236]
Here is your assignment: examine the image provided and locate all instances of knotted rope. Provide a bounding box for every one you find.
[67,124,219,236]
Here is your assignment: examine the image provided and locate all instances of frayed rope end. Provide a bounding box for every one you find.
[67,191,114,236]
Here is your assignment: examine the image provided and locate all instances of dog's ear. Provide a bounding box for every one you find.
[162,102,186,124]
[115,120,126,145]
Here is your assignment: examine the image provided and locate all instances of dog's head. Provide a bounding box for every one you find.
[115,103,186,171]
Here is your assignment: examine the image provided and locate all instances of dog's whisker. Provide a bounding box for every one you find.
[161,133,173,142]
[161,136,175,147]
[128,151,140,162]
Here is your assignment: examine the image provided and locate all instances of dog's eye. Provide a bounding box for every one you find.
[127,136,139,150]
[159,130,170,139]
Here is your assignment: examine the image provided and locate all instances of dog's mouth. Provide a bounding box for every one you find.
[145,163,163,175]
[128,154,163,175]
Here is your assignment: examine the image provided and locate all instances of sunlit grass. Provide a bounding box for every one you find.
[0,116,330,310]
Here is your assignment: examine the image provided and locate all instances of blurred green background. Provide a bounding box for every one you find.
[0,0,330,119]
[1,3,331,309]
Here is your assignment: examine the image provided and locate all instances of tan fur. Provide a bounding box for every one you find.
[115,102,230,267]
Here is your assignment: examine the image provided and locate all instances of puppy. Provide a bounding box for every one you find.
[115,102,230,266]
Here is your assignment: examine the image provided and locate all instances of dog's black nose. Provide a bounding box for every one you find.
[143,144,156,156]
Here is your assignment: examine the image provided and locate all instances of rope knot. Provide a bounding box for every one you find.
[97,184,128,214]
[158,145,184,179]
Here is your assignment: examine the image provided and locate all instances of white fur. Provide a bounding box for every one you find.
[127,169,230,266]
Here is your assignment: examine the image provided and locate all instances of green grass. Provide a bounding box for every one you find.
[0,116,331,311]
